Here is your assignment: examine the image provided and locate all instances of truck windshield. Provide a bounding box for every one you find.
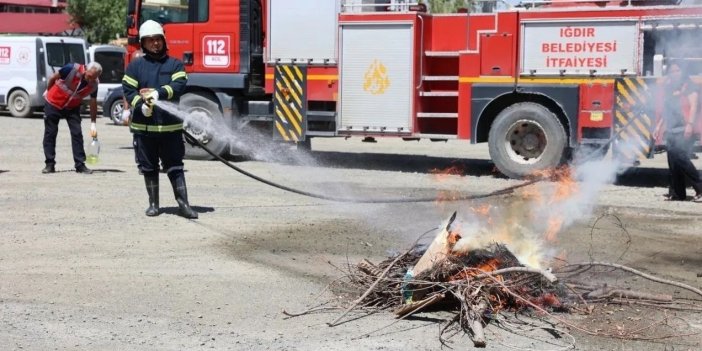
[94,51,125,84]
[139,0,190,25]
[46,43,86,67]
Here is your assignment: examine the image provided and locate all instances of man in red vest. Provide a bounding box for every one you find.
[42,62,102,174]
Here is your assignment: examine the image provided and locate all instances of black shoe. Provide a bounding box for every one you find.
[41,165,55,174]
[75,164,93,174]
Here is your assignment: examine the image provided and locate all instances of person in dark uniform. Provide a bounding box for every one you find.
[122,20,198,218]
[42,62,102,174]
[660,60,702,202]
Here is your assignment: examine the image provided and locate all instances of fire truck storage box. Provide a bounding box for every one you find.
[267,0,339,64]
[338,21,414,134]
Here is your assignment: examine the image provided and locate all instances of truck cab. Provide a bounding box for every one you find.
[0,36,87,118]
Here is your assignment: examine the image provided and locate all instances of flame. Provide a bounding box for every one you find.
[544,217,563,242]
[550,168,579,203]
[448,258,501,281]
[430,165,465,182]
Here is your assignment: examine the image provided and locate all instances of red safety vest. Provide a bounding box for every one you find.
[45,64,98,110]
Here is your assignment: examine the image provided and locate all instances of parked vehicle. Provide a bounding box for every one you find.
[102,86,126,125]
[0,35,87,117]
[87,45,126,106]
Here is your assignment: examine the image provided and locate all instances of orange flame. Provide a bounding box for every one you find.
[544,217,563,242]
[430,165,465,182]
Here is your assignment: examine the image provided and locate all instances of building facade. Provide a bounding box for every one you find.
[0,0,77,35]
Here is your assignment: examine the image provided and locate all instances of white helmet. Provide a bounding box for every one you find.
[139,20,165,40]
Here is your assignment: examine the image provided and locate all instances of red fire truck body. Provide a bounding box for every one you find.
[125,0,702,178]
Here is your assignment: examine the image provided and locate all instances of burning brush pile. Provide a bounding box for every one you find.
[332,212,565,348]
[302,167,702,348]
[320,211,702,348]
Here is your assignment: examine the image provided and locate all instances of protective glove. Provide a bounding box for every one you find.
[90,122,97,138]
[141,103,153,117]
[121,109,131,126]
[143,89,159,107]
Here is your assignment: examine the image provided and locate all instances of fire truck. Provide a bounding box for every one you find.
[125,0,702,178]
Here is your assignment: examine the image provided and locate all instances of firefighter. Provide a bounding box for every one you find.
[122,20,198,218]
[42,62,101,174]
[658,60,702,202]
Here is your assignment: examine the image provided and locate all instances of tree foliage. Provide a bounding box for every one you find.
[67,0,127,44]
[425,0,476,13]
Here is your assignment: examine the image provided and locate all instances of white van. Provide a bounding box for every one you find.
[0,36,88,117]
[87,45,126,105]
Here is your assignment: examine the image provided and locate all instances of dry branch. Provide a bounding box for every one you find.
[393,293,445,318]
[586,288,673,302]
[328,249,411,327]
[472,266,558,283]
[560,262,702,298]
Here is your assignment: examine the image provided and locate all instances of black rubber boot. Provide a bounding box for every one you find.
[144,175,160,217]
[170,174,198,219]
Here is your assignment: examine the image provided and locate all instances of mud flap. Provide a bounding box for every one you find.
[612,77,656,163]
[273,64,307,142]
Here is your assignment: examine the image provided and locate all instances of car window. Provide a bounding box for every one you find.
[46,43,86,67]
[94,51,125,84]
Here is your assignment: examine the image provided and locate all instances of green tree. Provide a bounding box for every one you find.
[67,0,127,44]
[425,0,476,13]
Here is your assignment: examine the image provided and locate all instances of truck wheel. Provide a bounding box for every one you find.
[179,92,228,160]
[8,90,32,118]
[488,102,567,179]
[110,99,125,125]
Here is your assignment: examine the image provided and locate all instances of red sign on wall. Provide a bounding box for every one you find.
[0,46,10,64]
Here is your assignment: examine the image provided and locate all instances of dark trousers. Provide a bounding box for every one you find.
[43,102,85,168]
[133,132,185,178]
[666,134,702,199]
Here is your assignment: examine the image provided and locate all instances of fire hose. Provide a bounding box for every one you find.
[182,109,650,204]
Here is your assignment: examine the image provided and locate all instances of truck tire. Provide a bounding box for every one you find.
[488,102,567,179]
[179,92,228,160]
[8,90,32,118]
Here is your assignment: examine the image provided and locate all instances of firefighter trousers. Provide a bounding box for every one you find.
[666,134,702,200]
[133,132,185,177]
[42,102,86,168]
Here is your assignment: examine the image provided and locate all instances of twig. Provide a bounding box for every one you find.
[586,288,673,302]
[328,249,412,326]
[609,298,702,312]
[472,267,558,283]
[560,262,702,298]
[282,305,341,317]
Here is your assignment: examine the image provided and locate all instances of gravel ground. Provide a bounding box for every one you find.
[1,112,701,350]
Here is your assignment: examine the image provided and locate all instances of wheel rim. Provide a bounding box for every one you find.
[504,119,548,165]
[111,102,124,123]
[12,95,27,112]
[183,106,214,145]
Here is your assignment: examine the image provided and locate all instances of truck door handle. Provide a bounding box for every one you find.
[183,52,193,65]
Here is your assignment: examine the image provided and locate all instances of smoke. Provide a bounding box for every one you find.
[452,153,624,269]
